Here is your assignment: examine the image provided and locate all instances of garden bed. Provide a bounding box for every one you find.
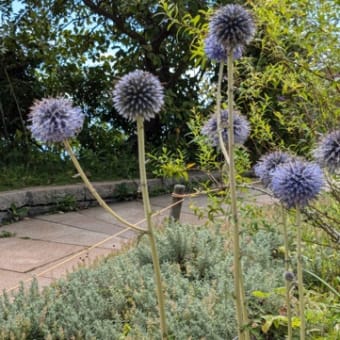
[0,217,338,339]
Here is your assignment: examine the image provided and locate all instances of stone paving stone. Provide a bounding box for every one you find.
[6,218,116,248]
[0,269,53,292]
[79,202,148,235]
[79,202,146,225]
[150,195,173,208]
[32,247,118,281]
[0,238,84,273]
[151,194,209,213]
[178,212,207,226]
[38,211,124,235]
[149,195,209,225]
[108,200,148,223]
[2,243,131,295]
[249,194,278,205]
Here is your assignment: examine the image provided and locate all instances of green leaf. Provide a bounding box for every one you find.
[252,290,271,299]
[291,317,301,329]
[261,315,274,334]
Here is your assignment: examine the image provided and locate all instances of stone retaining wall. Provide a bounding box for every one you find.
[0,172,211,225]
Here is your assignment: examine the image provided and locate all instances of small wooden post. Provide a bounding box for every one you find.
[170,184,185,221]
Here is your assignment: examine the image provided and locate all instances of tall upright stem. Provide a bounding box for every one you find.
[296,207,306,340]
[226,51,249,340]
[282,208,292,340]
[136,116,168,340]
[216,58,242,340]
[216,62,230,167]
[63,140,145,233]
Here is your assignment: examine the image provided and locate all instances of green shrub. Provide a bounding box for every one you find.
[0,222,283,339]
[0,221,338,339]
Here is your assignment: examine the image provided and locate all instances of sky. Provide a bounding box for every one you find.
[12,0,24,13]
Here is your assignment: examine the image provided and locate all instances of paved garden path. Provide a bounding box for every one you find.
[0,188,275,294]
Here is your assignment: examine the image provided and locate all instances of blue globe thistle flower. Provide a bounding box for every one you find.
[313,130,340,173]
[254,151,292,188]
[271,160,324,209]
[204,34,243,62]
[28,97,84,143]
[209,4,255,50]
[201,109,250,147]
[284,271,295,282]
[113,70,164,121]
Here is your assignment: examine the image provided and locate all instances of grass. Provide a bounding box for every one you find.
[0,230,16,238]
[0,157,139,192]
[0,142,139,192]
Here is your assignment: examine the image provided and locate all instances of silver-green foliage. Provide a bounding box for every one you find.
[0,223,284,339]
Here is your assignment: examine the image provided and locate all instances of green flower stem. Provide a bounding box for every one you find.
[136,116,168,340]
[282,208,292,340]
[296,207,306,340]
[226,51,249,340]
[216,62,230,167]
[63,140,146,234]
[216,59,243,340]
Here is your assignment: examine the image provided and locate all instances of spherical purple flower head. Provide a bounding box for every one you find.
[254,151,292,188]
[28,97,84,143]
[113,70,164,121]
[204,34,243,62]
[313,130,340,173]
[201,109,250,147]
[209,4,255,50]
[284,271,295,282]
[271,160,324,209]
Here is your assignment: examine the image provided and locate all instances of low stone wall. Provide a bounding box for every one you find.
[0,172,212,225]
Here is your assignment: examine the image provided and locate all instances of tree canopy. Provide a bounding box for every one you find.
[0,0,339,187]
[162,0,339,157]
[1,0,212,149]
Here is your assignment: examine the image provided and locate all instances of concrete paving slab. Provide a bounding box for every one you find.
[177,212,207,225]
[77,195,184,227]
[32,247,116,281]
[87,233,134,250]
[108,200,148,222]
[6,218,118,248]
[0,238,84,273]
[150,195,173,208]
[108,198,184,220]
[79,203,149,235]
[77,195,193,232]
[80,201,146,226]
[150,188,275,209]
[0,269,53,292]
[149,194,209,225]
[2,242,131,294]
[249,194,278,205]
[149,194,207,212]
[38,211,124,235]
